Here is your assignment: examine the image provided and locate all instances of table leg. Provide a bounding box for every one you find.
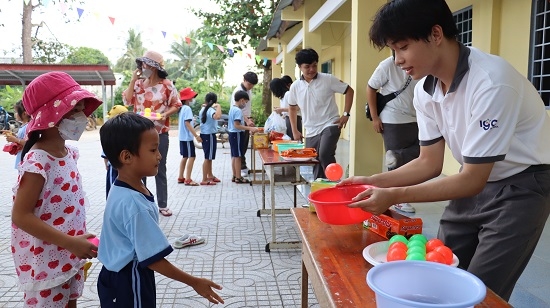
[257,162,266,217]
[270,165,276,249]
[301,259,308,308]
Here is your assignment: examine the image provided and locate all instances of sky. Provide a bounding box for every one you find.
[0,0,259,86]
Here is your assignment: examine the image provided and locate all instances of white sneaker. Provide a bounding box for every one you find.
[391,203,416,213]
[173,234,205,249]
[240,168,249,177]
[385,150,397,169]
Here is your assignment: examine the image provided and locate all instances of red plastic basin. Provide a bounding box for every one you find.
[308,184,374,225]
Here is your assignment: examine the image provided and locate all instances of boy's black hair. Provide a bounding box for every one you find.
[269,78,288,99]
[100,112,155,169]
[201,92,218,124]
[369,0,459,50]
[243,72,258,85]
[281,75,293,86]
[234,90,249,102]
[295,48,319,66]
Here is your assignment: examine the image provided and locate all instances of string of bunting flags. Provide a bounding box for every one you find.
[24,0,276,66]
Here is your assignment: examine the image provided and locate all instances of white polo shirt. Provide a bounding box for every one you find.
[286,72,349,137]
[231,84,252,118]
[368,56,418,124]
[414,44,550,181]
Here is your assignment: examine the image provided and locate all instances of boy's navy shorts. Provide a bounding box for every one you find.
[179,140,196,158]
[229,131,244,158]
[97,261,156,307]
[201,133,217,160]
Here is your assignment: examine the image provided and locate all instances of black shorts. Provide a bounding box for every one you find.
[229,131,244,158]
[179,140,196,158]
[201,133,217,160]
[97,260,156,307]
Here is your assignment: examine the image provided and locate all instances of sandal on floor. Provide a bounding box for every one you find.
[208,176,221,183]
[232,176,236,182]
[184,179,199,186]
[177,178,186,184]
[200,181,216,185]
[159,208,173,217]
[234,177,250,184]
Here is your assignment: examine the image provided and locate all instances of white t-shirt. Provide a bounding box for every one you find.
[286,72,349,137]
[368,56,418,124]
[231,84,252,118]
[415,45,550,181]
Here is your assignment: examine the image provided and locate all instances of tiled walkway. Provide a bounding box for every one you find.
[0,129,549,307]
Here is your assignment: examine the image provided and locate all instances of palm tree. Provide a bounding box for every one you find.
[167,36,207,80]
[114,29,146,72]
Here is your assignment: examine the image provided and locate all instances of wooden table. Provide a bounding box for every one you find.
[257,149,318,252]
[291,208,512,308]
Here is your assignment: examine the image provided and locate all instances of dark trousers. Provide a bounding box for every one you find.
[241,121,250,169]
[143,133,169,208]
[305,125,341,179]
[438,166,550,300]
[285,115,302,140]
[381,122,420,170]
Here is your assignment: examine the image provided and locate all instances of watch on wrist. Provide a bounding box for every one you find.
[343,111,351,117]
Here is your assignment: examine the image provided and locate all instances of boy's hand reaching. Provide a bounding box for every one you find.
[191,277,224,304]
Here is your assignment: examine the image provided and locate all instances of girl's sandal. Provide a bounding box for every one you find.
[200,181,216,185]
[184,179,199,186]
[234,177,250,184]
[208,176,221,183]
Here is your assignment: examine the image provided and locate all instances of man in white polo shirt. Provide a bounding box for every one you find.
[341,0,550,301]
[286,48,354,179]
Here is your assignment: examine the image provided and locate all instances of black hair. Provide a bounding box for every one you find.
[234,90,249,102]
[281,75,293,86]
[21,130,40,161]
[100,112,155,169]
[295,48,319,66]
[14,100,25,119]
[201,92,218,124]
[269,78,288,99]
[369,0,459,50]
[243,72,258,85]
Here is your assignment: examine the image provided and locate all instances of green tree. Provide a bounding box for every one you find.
[32,38,72,64]
[192,0,276,117]
[168,36,207,81]
[21,1,82,63]
[0,85,24,111]
[62,47,111,65]
[114,29,146,72]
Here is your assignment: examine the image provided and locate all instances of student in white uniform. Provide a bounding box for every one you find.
[341,0,550,301]
[367,52,419,213]
[286,48,354,179]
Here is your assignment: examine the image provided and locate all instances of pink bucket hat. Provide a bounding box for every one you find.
[23,71,102,135]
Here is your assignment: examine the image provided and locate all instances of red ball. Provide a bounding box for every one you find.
[325,163,343,181]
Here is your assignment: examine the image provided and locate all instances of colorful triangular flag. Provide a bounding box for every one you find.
[42,0,50,7]
[216,45,224,52]
[108,17,115,25]
[255,55,261,63]
[227,49,234,57]
[59,2,68,14]
[77,8,84,19]
[185,37,191,45]
[24,0,30,5]
[207,42,214,50]
[161,31,166,38]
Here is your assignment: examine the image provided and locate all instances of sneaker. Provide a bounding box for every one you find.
[240,168,249,177]
[173,234,205,249]
[391,203,416,213]
[385,150,397,169]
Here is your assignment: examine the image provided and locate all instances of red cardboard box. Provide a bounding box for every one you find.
[363,209,423,239]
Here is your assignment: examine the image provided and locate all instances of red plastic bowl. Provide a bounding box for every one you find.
[308,184,374,225]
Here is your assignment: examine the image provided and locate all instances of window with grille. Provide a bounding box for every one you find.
[453,6,473,46]
[529,0,550,107]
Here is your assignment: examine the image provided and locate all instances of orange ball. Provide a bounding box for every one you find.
[325,163,343,181]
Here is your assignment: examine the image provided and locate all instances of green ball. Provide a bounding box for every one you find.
[406,240,425,249]
[406,252,426,261]
[409,234,428,244]
[388,235,408,245]
[407,246,426,256]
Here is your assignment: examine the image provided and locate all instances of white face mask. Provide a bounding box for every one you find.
[58,112,88,141]
[141,68,153,78]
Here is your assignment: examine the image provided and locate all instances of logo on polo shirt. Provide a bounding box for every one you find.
[479,119,498,131]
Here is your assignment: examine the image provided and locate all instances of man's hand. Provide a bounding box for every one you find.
[333,115,350,128]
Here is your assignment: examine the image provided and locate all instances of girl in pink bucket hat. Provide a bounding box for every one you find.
[11,71,101,307]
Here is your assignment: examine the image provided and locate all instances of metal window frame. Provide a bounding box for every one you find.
[529,0,550,108]
[453,6,473,46]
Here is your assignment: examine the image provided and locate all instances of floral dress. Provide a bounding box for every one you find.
[11,145,88,292]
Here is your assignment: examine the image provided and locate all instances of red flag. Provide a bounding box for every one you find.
[185,37,191,45]
[108,17,115,25]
